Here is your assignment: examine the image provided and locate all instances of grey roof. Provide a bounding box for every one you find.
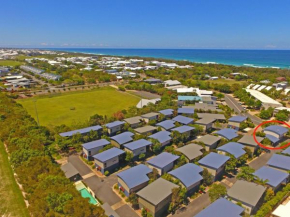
[110,132,134,145]
[117,164,152,189]
[124,116,142,125]
[144,78,162,82]
[196,135,221,146]
[185,104,221,112]
[195,198,244,217]
[158,109,174,116]
[147,152,180,169]
[137,178,178,206]
[216,128,238,140]
[141,112,159,118]
[197,113,226,120]
[195,117,216,125]
[59,125,102,137]
[267,154,290,171]
[101,203,120,217]
[237,135,264,147]
[169,163,203,188]
[93,148,125,162]
[106,121,125,129]
[171,125,195,134]
[148,131,172,144]
[254,166,289,188]
[61,162,79,179]
[176,143,203,161]
[156,120,176,130]
[82,139,110,150]
[124,139,152,151]
[172,115,194,125]
[198,153,230,170]
[227,180,266,207]
[134,125,157,134]
[228,116,247,123]
[264,125,288,136]
[217,142,246,159]
[177,107,194,115]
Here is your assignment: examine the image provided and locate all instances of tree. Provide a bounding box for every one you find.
[275,110,289,122]
[148,168,159,183]
[208,184,227,202]
[225,155,237,173]
[125,151,134,162]
[139,153,146,161]
[237,166,255,181]
[202,169,213,186]
[168,187,187,213]
[264,189,274,202]
[128,192,139,209]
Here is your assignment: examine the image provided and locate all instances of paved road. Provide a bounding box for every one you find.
[115,204,139,217]
[224,94,262,125]
[248,150,278,170]
[68,155,92,176]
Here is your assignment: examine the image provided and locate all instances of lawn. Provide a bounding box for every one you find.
[0,142,29,217]
[204,79,247,85]
[0,60,23,67]
[19,87,140,127]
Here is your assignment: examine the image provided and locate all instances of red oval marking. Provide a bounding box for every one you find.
[253,120,290,150]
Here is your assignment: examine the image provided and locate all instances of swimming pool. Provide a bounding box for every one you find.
[79,188,99,205]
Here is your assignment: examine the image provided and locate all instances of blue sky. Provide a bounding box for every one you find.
[1,0,290,49]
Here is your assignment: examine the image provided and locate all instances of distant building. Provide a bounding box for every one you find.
[172,115,194,125]
[59,125,102,137]
[144,78,162,84]
[156,120,176,131]
[141,112,159,123]
[148,131,172,147]
[176,143,203,162]
[82,139,110,160]
[217,142,246,159]
[177,107,194,115]
[61,162,81,182]
[164,80,181,87]
[237,135,264,155]
[106,121,125,136]
[170,125,195,138]
[124,139,152,159]
[134,125,157,135]
[158,109,174,118]
[146,152,179,175]
[228,116,247,130]
[216,128,239,140]
[196,135,221,151]
[124,116,142,128]
[137,99,161,108]
[195,117,216,132]
[110,132,134,148]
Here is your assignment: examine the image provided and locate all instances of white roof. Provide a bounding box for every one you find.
[197,89,213,96]
[274,107,290,112]
[252,84,261,90]
[136,98,161,108]
[265,86,273,91]
[176,87,195,93]
[245,89,282,106]
[246,84,254,89]
[276,87,283,91]
[285,89,290,94]
[272,199,290,217]
[164,80,181,86]
[257,85,266,91]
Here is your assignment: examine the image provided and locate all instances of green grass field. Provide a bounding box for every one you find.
[0,142,29,217]
[0,60,23,67]
[204,79,247,85]
[19,87,140,127]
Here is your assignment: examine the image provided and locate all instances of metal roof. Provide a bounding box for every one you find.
[158,109,174,116]
[195,117,216,125]
[171,125,195,134]
[172,115,194,125]
[227,180,266,207]
[267,154,290,171]
[124,139,152,151]
[82,139,110,150]
[264,125,288,136]
[198,152,230,170]
[137,178,179,206]
[117,164,152,189]
[177,107,195,115]
[59,125,102,137]
[237,135,264,147]
[61,162,79,179]
[147,152,180,169]
[195,198,244,217]
[156,120,176,130]
[197,113,226,120]
[124,116,142,125]
[196,135,221,146]
[110,132,134,145]
[217,142,246,159]
[178,96,201,101]
[228,116,247,123]
[282,146,290,155]
[216,128,238,140]
[169,163,203,188]
[265,134,280,143]
[176,143,203,161]
[254,166,289,188]
[134,126,156,134]
[141,112,159,118]
[93,148,125,162]
[148,131,172,144]
[106,121,125,129]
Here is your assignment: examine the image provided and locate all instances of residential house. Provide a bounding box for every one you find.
[156,120,176,131]
[137,178,179,217]
[59,125,102,137]
[134,126,157,135]
[217,142,246,159]
[144,78,162,84]
[195,117,216,132]
[177,96,201,102]
[267,154,290,173]
[237,135,264,155]
[110,132,134,148]
[61,162,81,182]
[197,113,226,121]
[216,128,239,140]
[176,143,204,162]
[117,164,152,196]
[170,125,195,139]
[82,139,110,160]
[146,152,180,175]
[172,115,194,125]
[228,116,247,130]
[137,99,161,109]
[227,180,266,215]
[164,80,181,87]
[93,148,125,174]
[158,109,174,118]
[198,152,230,181]
[106,121,125,136]
[148,131,172,147]
[195,198,245,217]
[124,116,142,128]
[195,135,221,151]
[141,112,159,123]
[253,166,289,191]
[169,163,203,195]
[124,139,152,159]
[177,107,194,116]
[263,125,288,145]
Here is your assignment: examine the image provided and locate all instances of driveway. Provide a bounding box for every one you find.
[68,154,92,176]
[115,205,140,217]
[248,150,278,170]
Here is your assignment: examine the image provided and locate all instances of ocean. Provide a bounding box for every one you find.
[47,48,290,69]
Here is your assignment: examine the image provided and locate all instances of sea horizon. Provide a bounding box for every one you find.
[43,48,290,69]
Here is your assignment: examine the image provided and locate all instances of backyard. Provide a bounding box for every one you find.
[18,87,140,127]
[0,142,29,217]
